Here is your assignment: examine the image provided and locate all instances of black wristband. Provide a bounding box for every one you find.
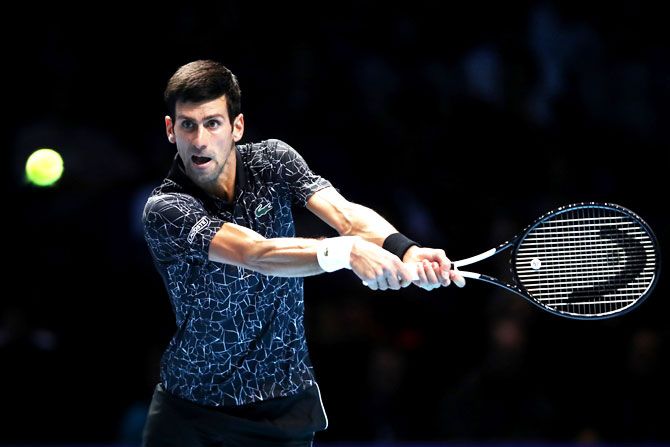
[383,233,421,259]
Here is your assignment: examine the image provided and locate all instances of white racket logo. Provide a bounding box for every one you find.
[530,258,542,270]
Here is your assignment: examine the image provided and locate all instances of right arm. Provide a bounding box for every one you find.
[208,222,324,277]
[144,193,408,288]
[144,193,324,277]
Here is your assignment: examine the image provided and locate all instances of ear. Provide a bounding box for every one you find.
[232,114,245,143]
[165,116,176,144]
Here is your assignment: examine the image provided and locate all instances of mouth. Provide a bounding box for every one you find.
[191,155,212,166]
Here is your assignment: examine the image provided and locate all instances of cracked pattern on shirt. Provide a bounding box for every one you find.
[143,139,331,406]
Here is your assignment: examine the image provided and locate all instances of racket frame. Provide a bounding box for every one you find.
[454,202,661,320]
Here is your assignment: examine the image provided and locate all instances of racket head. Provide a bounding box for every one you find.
[511,202,660,319]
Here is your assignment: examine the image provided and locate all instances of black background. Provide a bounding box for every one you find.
[4,2,669,444]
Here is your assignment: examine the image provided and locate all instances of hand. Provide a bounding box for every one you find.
[350,238,415,291]
[403,246,466,291]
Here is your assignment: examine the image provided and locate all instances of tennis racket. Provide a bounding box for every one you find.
[409,202,660,320]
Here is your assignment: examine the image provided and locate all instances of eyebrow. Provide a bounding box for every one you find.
[176,114,225,121]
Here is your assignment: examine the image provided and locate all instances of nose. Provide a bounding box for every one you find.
[191,124,208,150]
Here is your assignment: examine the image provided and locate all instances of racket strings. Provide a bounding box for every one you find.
[514,207,657,317]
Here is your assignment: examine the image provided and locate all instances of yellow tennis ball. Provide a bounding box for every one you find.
[26,148,64,186]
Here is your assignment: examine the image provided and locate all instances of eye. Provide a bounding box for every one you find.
[206,119,221,129]
[181,120,194,130]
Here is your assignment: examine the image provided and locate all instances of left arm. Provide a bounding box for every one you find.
[306,187,396,245]
[307,187,464,290]
[271,139,462,289]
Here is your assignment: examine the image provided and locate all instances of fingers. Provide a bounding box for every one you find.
[379,271,395,291]
[438,263,451,287]
[363,265,466,290]
[361,261,409,291]
[355,245,465,292]
[364,280,378,291]
[353,240,411,291]
[414,260,427,284]
[433,249,450,270]
[413,260,443,291]
[432,249,452,287]
[412,259,467,290]
[396,262,414,288]
[450,269,466,288]
[423,260,440,284]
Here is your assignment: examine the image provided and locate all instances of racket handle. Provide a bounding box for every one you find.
[455,270,480,279]
[452,248,496,268]
[406,264,477,280]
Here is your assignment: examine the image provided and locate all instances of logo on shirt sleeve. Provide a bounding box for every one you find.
[187,216,211,243]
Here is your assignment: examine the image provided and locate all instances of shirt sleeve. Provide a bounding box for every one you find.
[271,139,332,207]
[142,193,226,263]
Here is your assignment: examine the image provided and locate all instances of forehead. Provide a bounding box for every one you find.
[176,95,229,120]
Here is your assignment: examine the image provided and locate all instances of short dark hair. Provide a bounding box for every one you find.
[164,60,241,121]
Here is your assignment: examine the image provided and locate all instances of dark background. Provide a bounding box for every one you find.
[3,2,669,444]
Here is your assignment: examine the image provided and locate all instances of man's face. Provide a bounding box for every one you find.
[166,95,244,188]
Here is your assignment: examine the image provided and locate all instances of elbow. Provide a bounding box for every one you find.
[335,204,356,236]
[241,241,273,276]
[208,238,272,275]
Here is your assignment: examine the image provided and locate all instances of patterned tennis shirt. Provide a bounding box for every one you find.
[142,139,332,407]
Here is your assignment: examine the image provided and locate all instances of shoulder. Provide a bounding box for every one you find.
[268,139,297,156]
[143,190,205,223]
[239,139,295,159]
[144,189,202,211]
[263,139,306,166]
[238,140,303,178]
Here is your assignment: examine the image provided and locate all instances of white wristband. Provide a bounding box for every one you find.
[316,236,356,272]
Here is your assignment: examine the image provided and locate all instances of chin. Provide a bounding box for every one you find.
[190,166,220,184]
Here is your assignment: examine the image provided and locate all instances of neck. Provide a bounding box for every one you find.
[202,145,237,201]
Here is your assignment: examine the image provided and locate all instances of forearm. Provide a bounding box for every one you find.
[244,237,325,277]
[208,223,327,277]
[340,202,397,245]
[309,190,397,245]
[305,188,460,290]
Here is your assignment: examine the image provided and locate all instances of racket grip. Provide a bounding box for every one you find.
[406,263,471,280]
